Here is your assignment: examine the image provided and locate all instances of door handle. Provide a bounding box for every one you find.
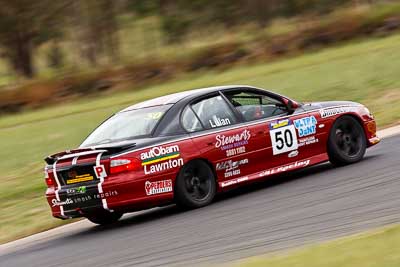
[207,142,214,146]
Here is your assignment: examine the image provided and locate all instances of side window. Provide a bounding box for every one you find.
[224,90,288,122]
[181,107,203,132]
[191,95,237,129]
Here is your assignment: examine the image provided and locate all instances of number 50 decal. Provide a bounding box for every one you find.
[270,125,298,155]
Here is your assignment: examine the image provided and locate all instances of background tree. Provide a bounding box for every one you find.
[0,0,69,78]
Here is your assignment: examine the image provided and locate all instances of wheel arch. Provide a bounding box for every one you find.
[173,158,218,194]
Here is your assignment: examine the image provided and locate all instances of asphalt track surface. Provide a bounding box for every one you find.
[2,134,400,267]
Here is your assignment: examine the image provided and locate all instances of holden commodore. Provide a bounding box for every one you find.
[44,85,380,224]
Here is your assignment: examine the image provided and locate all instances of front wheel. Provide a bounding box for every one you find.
[328,115,367,166]
[86,210,123,225]
[175,160,216,209]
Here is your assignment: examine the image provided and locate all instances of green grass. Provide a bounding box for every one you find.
[1,33,400,244]
[233,224,400,267]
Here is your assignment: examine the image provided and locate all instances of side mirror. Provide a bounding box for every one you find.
[284,98,300,114]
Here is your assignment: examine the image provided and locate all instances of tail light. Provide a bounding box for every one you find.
[44,167,55,187]
[110,158,141,174]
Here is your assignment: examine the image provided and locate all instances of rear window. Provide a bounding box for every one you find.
[81,105,171,147]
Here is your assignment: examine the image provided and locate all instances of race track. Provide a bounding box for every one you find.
[2,134,400,267]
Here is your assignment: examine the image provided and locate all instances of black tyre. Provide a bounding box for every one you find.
[175,160,216,209]
[86,210,123,225]
[328,115,367,166]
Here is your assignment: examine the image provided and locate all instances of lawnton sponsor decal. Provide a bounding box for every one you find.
[52,198,73,207]
[319,106,357,118]
[141,145,183,175]
[216,158,249,178]
[259,159,310,177]
[294,116,317,137]
[145,180,173,195]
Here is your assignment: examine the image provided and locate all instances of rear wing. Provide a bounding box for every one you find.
[44,148,107,165]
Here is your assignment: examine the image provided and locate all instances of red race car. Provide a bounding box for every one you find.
[44,86,380,224]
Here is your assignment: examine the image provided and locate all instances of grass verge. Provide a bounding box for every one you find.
[1,34,400,244]
[233,224,400,267]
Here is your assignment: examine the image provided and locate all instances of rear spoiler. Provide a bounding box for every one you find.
[44,148,107,165]
[44,143,137,165]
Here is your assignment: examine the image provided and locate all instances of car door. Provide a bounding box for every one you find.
[222,89,298,172]
[181,93,253,186]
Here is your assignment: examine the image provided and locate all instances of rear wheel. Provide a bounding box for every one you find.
[175,160,216,209]
[328,115,367,166]
[86,210,123,225]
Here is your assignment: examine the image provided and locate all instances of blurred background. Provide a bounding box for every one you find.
[1,0,400,246]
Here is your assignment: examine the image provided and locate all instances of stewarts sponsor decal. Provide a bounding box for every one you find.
[52,198,73,207]
[215,129,251,157]
[145,179,173,195]
[294,116,317,137]
[259,159,310,177]
[141,145,184,175]
[216,158,249,178]
[319,106,357,118]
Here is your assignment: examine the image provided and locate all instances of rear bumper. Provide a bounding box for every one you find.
[46,178,174,219]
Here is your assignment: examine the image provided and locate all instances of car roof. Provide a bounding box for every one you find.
[119,85,254,112]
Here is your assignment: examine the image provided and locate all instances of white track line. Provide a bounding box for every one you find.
[1,125,400,255]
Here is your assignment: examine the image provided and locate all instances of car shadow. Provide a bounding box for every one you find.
[59,154,381,239]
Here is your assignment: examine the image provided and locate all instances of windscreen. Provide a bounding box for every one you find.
[81,105,171,147]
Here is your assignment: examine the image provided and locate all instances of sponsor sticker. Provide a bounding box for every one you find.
[66,186,87,195]
[319,106,357,118]
[294,116,317,137]
[145,180,173,195]
[221,176,249,188]
[52,198,73,207]
[66,172,94,184]
[259,159,310,177]
[269,119,298,155]
[215,130,251,157]
[141,145,184,175]
[216,158,249,178]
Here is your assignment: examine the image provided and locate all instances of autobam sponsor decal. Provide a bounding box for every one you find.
[145,179,173,195]
[294,116,317,137]
[141,145,184,175]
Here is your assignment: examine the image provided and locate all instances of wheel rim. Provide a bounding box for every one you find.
[182,164,212,202]
[334,119,363,157]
